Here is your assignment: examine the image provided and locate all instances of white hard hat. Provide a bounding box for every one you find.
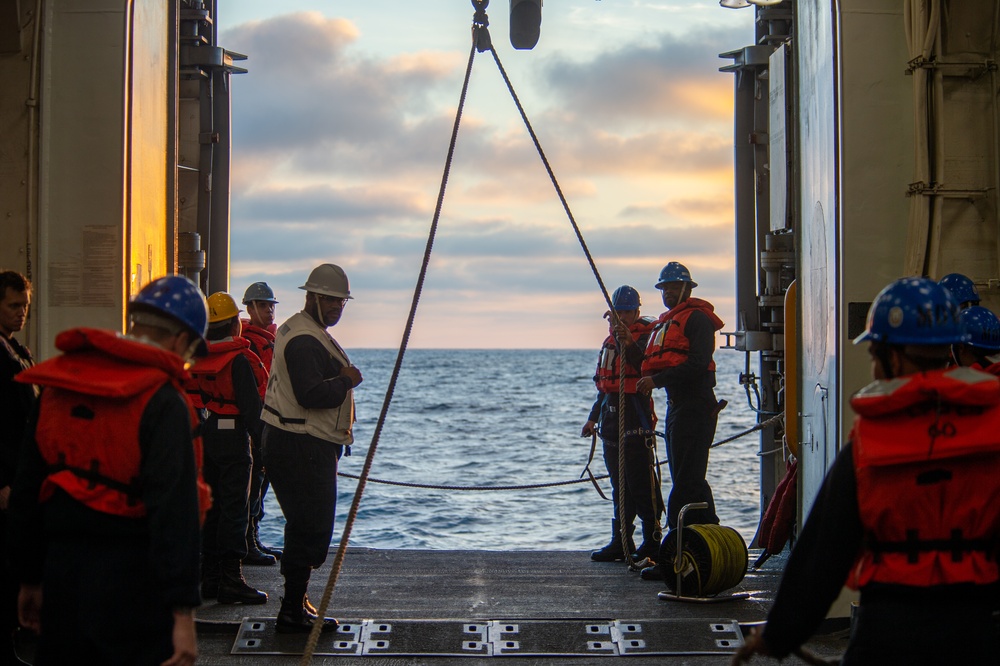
[299,263,353,299]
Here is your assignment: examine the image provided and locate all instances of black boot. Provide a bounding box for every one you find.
[633,521,662,562]
[590,520,635,562]
[276,588,338,634]
[218,559,268,605]
[201,556,220,600]
[253,521,283,560]
[243,524,277,566]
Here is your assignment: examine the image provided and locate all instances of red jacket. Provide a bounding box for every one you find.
[240,321,275,373]
[16,328,212,523]
[847,368,1000,589]
[185,338,267,412]
[641,297,724,374]
[595,317,656,394]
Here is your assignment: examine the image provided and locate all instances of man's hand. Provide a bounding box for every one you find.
[636,376,655,395]
[17,584,42,633]
[161,609,198,666]
[340,366,363,387]
[581,420,597,437]
[0,485,11,511]
[730,626,771,664]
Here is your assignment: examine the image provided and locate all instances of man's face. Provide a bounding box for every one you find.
[659,282,688,310]
[0,288,30,337]
[616,309,640,327]
[248,300,275,327]
[312,293,346,328]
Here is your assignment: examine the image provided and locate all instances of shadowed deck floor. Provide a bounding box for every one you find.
[192,548,849,665]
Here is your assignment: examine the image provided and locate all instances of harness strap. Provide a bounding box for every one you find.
[264,404,306,425]
[49,453,142,506]
[868,528,994,564]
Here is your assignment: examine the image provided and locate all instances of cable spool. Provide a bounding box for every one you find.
[659,524,748,597]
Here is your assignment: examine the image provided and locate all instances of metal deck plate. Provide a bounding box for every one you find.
[232,618,743,657]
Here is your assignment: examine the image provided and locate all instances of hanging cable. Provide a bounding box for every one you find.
[300,6,485,663]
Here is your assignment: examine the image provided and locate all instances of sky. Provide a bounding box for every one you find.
[218,1,755,348]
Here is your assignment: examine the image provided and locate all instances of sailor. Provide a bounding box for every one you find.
[189,292,270,604]
[9,275,211,665]
[239,281,283,565]
[636,262,725,535]
[582,285,664,563]
[950,305,1000,375]
[733,277,1000,664]
[938,272,981,309]
[0,271,35,663]
[261,263,362,634]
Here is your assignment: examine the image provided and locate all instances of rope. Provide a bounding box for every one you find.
[299,11,483,664]
[335,413,782,492]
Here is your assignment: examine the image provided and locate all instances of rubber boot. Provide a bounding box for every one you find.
[201,556,220,600]
[590,520,635,562]
[243,523,277,566]
[633,521,662,563]
[218,559,268,605]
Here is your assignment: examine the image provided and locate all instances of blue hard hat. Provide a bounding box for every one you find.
[130,275,209,349]
[959,306,1000,352]
[655,262,697,289]
[242,281,278,305]
[853,277,968,346]
[938,273,980,306]
[611,285,641,310]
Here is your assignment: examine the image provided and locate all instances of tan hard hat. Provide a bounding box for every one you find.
[299,263,353,299]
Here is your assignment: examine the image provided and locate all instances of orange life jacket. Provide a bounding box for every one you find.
[595,317,656,394]
[185,338,267,411]
[240,321,275,373]
[847,367,1000,589]
[15,328,212,524]
[641,298,724,375]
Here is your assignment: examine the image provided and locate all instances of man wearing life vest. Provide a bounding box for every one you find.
[582,286,663,563]
[190,292,270,606]
[9,275,211,665]
[636,262,725,537]
[0,271,36,662]
[239,281,283,566]
[951,305,1000,376]
[261,263,363,634]
[733,277,1000,665]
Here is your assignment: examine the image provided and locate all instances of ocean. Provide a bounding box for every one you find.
[258,349,765,552]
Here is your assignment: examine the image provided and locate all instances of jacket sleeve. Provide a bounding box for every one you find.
[283,335,352,410]
[230,354,263,444]
[761,443,863,658]
[7,401,46,585]
[139,385,202,610]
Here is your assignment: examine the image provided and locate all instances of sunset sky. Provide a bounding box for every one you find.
[219,1,754,348]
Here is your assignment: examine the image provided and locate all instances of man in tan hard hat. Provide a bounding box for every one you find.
[260,263,362,634]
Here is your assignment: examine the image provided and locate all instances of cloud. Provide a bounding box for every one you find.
[221,7,746,347]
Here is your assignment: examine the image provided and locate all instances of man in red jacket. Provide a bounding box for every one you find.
[637,262,725,532]
[733,277,1000,664]
[240,281,283,565]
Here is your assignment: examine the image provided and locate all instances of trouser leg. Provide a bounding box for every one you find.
[664,401,719,529]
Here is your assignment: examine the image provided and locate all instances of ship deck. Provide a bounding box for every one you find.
[187,547,848,665]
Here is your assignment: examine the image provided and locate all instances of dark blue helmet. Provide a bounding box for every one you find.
[854,277,968,346]
[655,262,697,289]
[242,281,278,305]
[938,273,980,306]
[611,285,640,310]
[130,275,209,353]
[959,306,1000,352]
